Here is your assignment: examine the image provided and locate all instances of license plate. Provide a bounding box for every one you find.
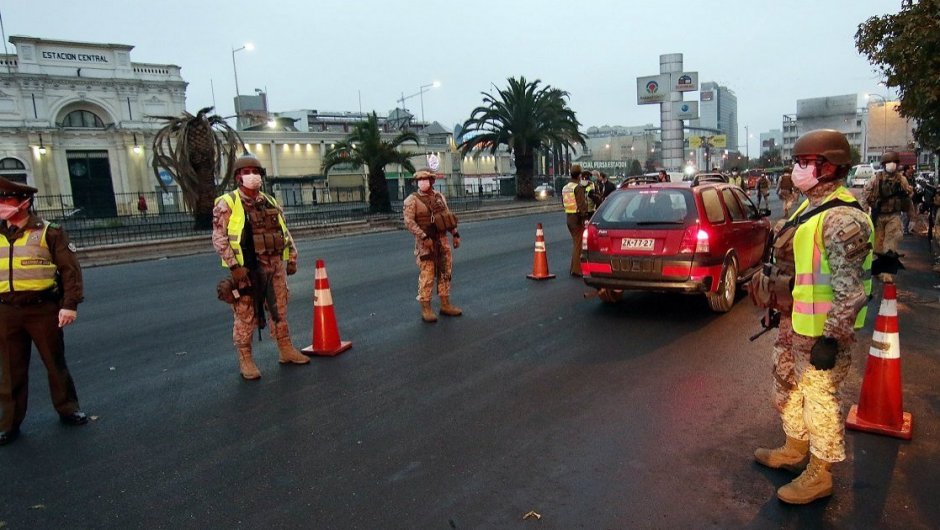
[621,238,655,250]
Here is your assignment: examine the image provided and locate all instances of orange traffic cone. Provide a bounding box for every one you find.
[526,223,556,280]
[846,282,912,439]
[302,259,352,357]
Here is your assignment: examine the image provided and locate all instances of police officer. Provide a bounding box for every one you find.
[862,151,912,280]
[402,168,462,323]
[0,177,87,445]
[562,164,589,277]
[777,167,796,217]
[749,129,873,504]
[212,154,309,380]
[730,167,744,188]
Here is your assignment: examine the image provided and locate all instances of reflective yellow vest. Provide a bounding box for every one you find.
[217,191,290,267]
[585,183,596,213]
[0,222,57,293]
[562,182,579,213]
[790,187,873,337]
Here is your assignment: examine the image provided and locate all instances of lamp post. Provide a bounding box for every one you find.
[866,93,888,157]
[231,43,254,130]
[398,81,440,126]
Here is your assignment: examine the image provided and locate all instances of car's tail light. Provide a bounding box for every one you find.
[582,222,598,251]
[679,225,709,254]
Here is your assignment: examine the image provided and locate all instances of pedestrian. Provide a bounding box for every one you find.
[902,166,918,234]
[777,167,796,217]
[0,177,88,446]
[657,169,669,183]
[137,194,148,216]
[402,168,462,323]
[748,129,873,505]
[596,171,616,200]
[755,172,771,209]
[730,167,743,188]
[212,154,309,380]
[562,164,589,277]
[585,170,600,215]
[861,151,912,282]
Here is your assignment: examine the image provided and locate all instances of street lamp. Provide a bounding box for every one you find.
[866,93,889,156]
[232,42,254,129]
[398,81,440,126]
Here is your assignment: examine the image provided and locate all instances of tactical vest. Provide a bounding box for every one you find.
[789,187,873,337]
[562,182,579,213]
[0,222,57,293]
[875,174,904,214]
[411,191,457,235]
[779,174,793,192]
[217,191,289,267]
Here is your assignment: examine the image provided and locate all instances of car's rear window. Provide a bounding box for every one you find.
[595,188,694,227]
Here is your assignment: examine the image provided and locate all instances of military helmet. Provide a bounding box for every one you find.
[792,129,852,166]
[880,150,901,164]
[232,154,264,173]
[413,168,435,182]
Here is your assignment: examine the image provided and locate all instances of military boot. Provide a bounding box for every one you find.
[777,454,833,504]
[237,346,261,380]
[754,436,809,473]
[420,301,438,323]
[439,296,462,316]
[277,337,310,365]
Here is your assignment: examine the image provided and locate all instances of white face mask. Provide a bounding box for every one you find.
[580,179,589,187]
[240,173,262,190]
[791,163,819,192]
[417,180,432,192]
[884,162,898,173]
[0,199,28,221]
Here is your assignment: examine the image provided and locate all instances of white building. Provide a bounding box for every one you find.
[781,94,864,163]
[691,82,738,153]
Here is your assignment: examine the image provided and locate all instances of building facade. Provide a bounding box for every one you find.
[691,82,738,154]
[781,94,864,163]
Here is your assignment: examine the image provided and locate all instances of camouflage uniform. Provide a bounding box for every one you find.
[862,172,912,254]
[777,173,796,217]
[212,191,298,350]
[764,180,872,463]
[402,190,457,302]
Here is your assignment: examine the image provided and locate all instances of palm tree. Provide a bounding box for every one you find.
[151,107,242,229]
[458,77,585,200]
[322,112,419,213]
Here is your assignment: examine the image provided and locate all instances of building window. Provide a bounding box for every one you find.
[62,110,105,128]
[0,157,27,184]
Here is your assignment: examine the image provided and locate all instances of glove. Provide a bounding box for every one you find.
[810,336,839,370]
[286,262,297,276]
[871,250,905,276]
[231,266,249,283]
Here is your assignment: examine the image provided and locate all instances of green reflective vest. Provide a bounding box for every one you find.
[0,222,57,292]
[217,191,289,267]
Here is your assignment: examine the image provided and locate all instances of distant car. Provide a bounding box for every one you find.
[618,175,661,189]
[534,184,555,200]
[581,179,771,312]
[848,164,876,188]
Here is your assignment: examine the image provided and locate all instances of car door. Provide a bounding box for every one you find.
[719,187,753,266]
[730,187,770,269]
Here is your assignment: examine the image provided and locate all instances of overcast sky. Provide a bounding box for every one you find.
[3,0,901,149]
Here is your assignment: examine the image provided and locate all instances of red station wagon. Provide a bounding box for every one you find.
[581,180,772,312]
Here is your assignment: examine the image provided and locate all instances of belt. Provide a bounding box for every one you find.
[0,290,57,307]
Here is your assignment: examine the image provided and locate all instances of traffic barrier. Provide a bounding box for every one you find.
[846,282,912,439]
[302,259,352,357]
[526,223,556,280]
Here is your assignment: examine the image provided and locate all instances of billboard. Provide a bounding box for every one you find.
[673,72,698,92]
[688,135,727,149]
[700,90,714,102]
[636,75,669,105]
[675,101,699,120]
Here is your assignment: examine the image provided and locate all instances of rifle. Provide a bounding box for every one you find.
[249,269,280,341]
[749,309,780,341]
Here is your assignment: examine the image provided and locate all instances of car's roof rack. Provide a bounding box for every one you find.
[691,173,728,187]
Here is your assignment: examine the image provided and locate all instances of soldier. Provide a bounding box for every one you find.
[212,154,309,380]
[777,167,796,217]
[862,151,912,281]
[402,168,462,323]
[748,129,874,504]
[729,167,744,188]
[562,164,589,277]
[0,177,87,446]
[755,172,771,209]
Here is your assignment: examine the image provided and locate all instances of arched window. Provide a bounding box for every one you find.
[62,110,105,128]
[0,157,28,184]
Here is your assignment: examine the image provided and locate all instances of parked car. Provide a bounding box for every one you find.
[534,184,555,200]
[581,180,771,312]
[848,164,876,188]
[618,175,661,189]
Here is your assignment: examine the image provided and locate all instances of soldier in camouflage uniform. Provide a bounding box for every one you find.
[861,151,912,282]
[402,169,462,323]
[748,130,873,504]
[212,155,309,380]
[777,167,796,217]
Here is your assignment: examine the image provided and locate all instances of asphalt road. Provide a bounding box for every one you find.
[2,192,938,529]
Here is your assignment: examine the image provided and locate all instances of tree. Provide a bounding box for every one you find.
[458,77,585,200]
[856,1,940,151]
[151,107,241,229]
[759,147,783,168]
[322,112,418,213]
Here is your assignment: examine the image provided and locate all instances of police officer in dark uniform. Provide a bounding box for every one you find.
[0,177,87,446]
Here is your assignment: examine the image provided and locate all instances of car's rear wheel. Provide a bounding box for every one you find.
[597,288,623,304]
[706,259,737,313]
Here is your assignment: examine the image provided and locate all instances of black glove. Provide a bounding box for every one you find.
[810,336,839,370]
[286,262,297,276]
[871,250,905,276]
[231,266,250,283]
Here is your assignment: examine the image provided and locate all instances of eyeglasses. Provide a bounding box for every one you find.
[793,157,826,169]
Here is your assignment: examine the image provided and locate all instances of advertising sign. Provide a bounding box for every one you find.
[636,75,669,105]
[673,72,698,92]
[688,134,727,149]
[700,90,714,102]
[675,101,699,120]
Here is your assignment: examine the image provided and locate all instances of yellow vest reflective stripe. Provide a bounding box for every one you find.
[0,222,57,292]
[217,191,290,267]
[585,183,596,212]
[790,187,873,336]
[562,182,578,213]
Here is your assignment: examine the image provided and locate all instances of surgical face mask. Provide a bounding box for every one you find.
[0,199,27,221]
[580,179,589,187]
[791,163,819,192]
[417,180,432,192]
[885,162,898,173]
[240,172,262,190]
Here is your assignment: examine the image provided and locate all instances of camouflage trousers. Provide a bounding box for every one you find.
[771,314,853,463]
[779,191,795,216]
[415,237,453,302]
[874,213,903,254]
[232,261,292,348]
